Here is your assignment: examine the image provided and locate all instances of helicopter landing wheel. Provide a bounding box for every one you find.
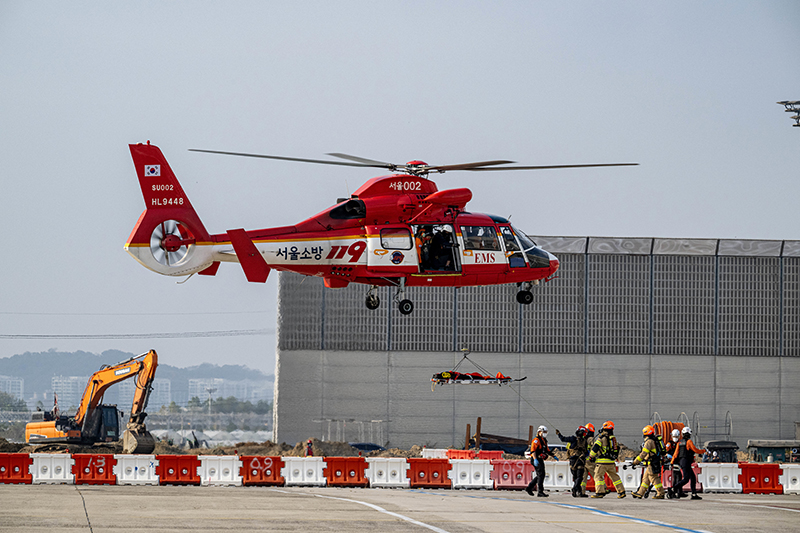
[516,290,533,305]
[398,299,414,315]
[365,294,380,310]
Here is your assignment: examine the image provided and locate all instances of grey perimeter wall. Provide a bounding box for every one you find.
[274,237,800,450]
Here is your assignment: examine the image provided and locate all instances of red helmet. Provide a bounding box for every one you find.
[585,423,595,433]
[602,420,614,431]
[576,426,587,437]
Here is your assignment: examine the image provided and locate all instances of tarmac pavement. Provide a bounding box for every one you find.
[0,485,798,532]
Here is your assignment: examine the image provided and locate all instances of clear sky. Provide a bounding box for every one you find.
[1,1,798,374]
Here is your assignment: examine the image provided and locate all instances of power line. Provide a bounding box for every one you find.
[0,329,273,340]
[0,311,270,316]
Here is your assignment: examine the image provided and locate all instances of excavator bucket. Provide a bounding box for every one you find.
[122,426,156,454]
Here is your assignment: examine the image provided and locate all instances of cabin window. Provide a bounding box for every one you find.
[460,226,501,251]
[381,228,412,250]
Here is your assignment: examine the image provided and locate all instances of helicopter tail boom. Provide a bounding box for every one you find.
[125,142,216,277]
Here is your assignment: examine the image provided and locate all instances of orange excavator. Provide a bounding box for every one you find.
[25,350,159,454]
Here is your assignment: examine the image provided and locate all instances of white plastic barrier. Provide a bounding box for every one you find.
[449,459,493,489]
[365,457,410,488]
[779,464,800,495]
[421,448,448,459]
[30,454,74,484]
[618,463,643,492]
[282,457,327,487]
[543,461,572,492]
[199,456,243,486]
[697,463,742,493]
[114,455,159,485]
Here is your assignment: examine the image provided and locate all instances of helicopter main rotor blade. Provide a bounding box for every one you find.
[429,160,516,172]
[465,162,638,171]
[326,153,397,168]
[189,149,390,169]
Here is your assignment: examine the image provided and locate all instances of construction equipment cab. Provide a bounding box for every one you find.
[25,350,159,454]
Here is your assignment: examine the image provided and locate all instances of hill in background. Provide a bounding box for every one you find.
[0,349,273,405]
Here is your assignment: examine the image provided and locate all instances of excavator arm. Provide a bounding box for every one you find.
[73,350,158,429]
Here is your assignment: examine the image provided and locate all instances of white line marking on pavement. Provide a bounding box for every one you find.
[315,494,452,533]
[713,500,800,514]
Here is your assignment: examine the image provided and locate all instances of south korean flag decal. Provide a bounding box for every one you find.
[144,165,161,177]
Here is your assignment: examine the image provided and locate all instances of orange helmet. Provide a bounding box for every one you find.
[585,423,595,433]
[642,425,655,436]
[602,420,614,431]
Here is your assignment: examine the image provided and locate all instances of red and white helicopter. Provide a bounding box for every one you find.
[125,142,635,314]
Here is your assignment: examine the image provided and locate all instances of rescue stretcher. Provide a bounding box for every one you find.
[431,371,527,386]
[430,350,526,391]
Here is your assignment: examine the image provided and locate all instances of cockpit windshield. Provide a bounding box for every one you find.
[511,225,550,269]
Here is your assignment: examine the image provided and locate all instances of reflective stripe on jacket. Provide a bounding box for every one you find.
[589,432,619,463]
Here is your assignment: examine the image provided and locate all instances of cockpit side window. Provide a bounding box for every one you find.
[500,226,526,268]
[460,226,501,251]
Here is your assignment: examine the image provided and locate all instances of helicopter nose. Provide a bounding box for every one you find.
[547,251,559,275]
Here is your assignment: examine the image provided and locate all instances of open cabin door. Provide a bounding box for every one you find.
[365,225,419,274]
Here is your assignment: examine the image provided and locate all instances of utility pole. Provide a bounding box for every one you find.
[777,101,800,127]
[206,387,217,415]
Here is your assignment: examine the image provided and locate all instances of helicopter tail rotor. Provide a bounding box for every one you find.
[126,142,215,277]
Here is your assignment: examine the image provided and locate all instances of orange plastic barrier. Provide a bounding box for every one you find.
[0,453,32,484]
[407,458,451,488]
[72,454,116,485]
[477,450,503,460]
[324,457,369,487]
[739,463,784,495]
[156,455,201,485]
[586,471,616,492]
[446,449,475,460]
[490,460,532,490]
[240,456,284,486]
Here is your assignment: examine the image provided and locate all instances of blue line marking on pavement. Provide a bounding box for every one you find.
[408,490,714,533]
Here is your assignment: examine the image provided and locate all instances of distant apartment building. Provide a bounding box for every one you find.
[0,375,24,401]
[116,378,172,411]
[51,376,89,413]
[189,378,272,404]
[188,378,225,402]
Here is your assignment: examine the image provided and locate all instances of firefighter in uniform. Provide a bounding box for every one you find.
[589,420,625,498]
[671,426,706,500]
[556,425,589,498]
[526,425,555,497]
[630,425,666,499]
[580,422,595,497]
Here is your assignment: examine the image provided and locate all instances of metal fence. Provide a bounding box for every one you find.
[277,237,800,356]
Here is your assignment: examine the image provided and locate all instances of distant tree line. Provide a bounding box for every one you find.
[184,396,272,414]
[0,391,27,411]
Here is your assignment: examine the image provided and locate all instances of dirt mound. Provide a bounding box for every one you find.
[286,438,359,457]
[153,440,190,455]
[369,445,423,458]
[17,442,122,455]
[0,438,25,453]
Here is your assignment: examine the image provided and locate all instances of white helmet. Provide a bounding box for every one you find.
[682,427,692,436]
[538,425,548,434]
[671,429,680,438]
